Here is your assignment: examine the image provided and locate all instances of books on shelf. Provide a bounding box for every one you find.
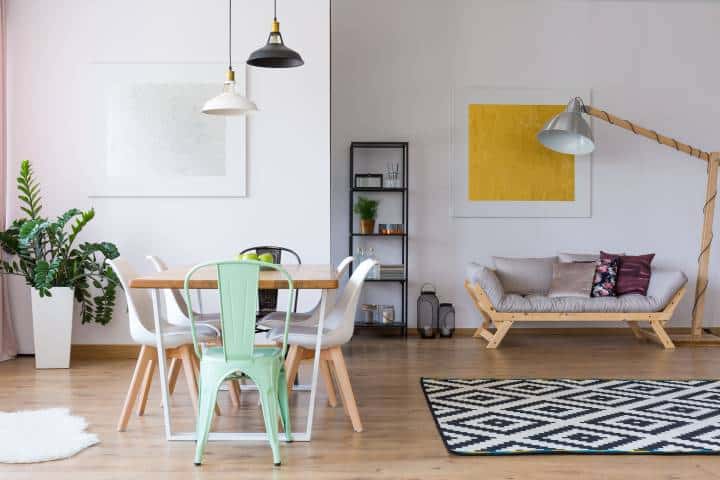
[375,264,405,279]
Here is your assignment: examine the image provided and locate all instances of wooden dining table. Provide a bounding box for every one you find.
[129,263,339,443]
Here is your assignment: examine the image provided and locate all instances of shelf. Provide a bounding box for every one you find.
[367,278,406,283]
[355,322,405,328]
[350,233,406,237]
[352,187,407,193]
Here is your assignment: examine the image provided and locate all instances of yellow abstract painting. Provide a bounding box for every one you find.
[468,104,574,201]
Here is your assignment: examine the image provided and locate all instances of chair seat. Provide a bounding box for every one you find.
[201,345,283,364]
[267,325,337,350]
[135,323,219,349]
[258,311,314,330]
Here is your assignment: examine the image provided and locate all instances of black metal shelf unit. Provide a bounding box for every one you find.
[349,141,408,337]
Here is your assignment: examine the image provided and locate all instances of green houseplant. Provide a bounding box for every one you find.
[353,196,379,234]
[0,160,120,367]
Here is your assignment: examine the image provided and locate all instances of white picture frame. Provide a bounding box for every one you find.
[450,87,592,217]
[89,63,248,198]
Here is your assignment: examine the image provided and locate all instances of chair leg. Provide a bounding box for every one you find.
[328,347,363,433]
[189,351,221,417]
[117,345,153,431]
[193,367,223,466]
[136,354,157,416]
[167,357,181,395]
[259,385,282,466]
[284,345,303,393]
[277,366,293,441]
[319,359,338,407]
[228,380,241,407]
[180,346,200,413]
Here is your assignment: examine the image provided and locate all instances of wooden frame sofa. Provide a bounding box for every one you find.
[465,263,687,350]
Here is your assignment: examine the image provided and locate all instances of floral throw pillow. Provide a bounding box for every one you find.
[591,258,619,297]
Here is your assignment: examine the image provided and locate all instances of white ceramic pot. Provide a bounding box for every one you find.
[30,287,75,369]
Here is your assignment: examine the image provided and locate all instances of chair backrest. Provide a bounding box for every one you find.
[336,256,354,278]
[240,246,301,315]
[146,255,191,326]
[185,260,295,362]
[323,258,377,344]
[107,258,156,341]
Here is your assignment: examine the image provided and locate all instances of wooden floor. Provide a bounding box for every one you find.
[1,332,720,479]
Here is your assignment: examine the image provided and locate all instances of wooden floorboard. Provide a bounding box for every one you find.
[1,333,720,479]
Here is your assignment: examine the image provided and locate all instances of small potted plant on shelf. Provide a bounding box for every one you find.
[0,160,120,369]
[354,196,379,234]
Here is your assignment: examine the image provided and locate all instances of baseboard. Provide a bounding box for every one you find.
[67,328,713,359]
[71,344,140,360]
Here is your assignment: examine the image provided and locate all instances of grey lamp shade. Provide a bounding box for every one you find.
[247,31,304,68]
[537,98,595,155]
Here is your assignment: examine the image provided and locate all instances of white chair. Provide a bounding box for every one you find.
[109,258,220,431]
[258,256,354,330]
[268,258,377,433]
[146,256,221,331]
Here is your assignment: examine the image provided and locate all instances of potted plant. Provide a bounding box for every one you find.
[0,160,120,368]
[353,196,379,234]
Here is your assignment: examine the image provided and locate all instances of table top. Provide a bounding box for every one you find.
[129,264,339,290]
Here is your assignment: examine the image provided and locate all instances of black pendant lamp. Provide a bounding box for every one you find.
[247,0,304,68]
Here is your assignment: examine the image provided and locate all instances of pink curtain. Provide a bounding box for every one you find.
[0,0,17,362]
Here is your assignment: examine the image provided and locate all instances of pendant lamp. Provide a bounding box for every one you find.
[202,0,257,116]
[537,97,595,155]
[247,0,304,68]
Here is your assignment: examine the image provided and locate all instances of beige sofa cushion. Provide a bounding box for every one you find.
[548,262,595,298]
[558,252,599,263]
[492,256,557,295]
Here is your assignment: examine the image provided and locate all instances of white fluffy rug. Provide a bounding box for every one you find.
[0,408,99,463]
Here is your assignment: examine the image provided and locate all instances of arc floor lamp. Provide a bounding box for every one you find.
[538,98,720,346]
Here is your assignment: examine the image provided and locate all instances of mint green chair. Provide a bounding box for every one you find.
[184,260,295,466]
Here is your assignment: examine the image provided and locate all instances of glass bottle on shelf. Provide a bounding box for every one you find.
[366,247,380,279]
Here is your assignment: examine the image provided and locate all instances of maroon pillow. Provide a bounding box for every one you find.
[615,253,655,296]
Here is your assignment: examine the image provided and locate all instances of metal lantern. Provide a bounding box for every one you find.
[438,303,455,338]
[417,283,439,338]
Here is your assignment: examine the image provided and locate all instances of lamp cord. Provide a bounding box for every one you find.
[274,0,277,20]
[228,0,232,70]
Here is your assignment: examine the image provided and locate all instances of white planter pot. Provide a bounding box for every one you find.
[30,287,75,369]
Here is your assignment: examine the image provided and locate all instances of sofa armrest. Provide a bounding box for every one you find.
[466,263,505,309]
[646,269,688,309]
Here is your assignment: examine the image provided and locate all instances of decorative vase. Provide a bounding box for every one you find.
[360,219,375,234]
[30,287,74,369]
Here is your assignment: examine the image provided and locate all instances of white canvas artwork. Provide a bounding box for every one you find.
[91,64,247,197]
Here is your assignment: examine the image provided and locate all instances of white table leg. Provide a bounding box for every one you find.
[151,289,173,441]
[302,288,327,441]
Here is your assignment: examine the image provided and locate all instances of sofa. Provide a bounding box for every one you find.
[465,257,687,349]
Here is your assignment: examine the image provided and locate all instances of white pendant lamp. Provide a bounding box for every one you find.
[537,97,595,155]
[202,0,257,116]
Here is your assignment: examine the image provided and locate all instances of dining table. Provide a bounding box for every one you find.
[129,263,339,442]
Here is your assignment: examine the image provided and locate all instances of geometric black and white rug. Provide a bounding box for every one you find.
[421,378,720,455]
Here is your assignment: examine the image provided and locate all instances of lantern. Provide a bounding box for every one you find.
[417,283,439,338]
[438,303,455,338]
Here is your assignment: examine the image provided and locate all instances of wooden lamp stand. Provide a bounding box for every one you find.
[582,105,720,345]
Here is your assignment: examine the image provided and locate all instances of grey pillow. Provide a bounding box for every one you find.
[492,256,557,295]
[558,252,599,263]
[548,262,596,298]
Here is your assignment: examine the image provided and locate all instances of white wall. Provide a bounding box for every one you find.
[8,0,330,350]
[331,0,720,329]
